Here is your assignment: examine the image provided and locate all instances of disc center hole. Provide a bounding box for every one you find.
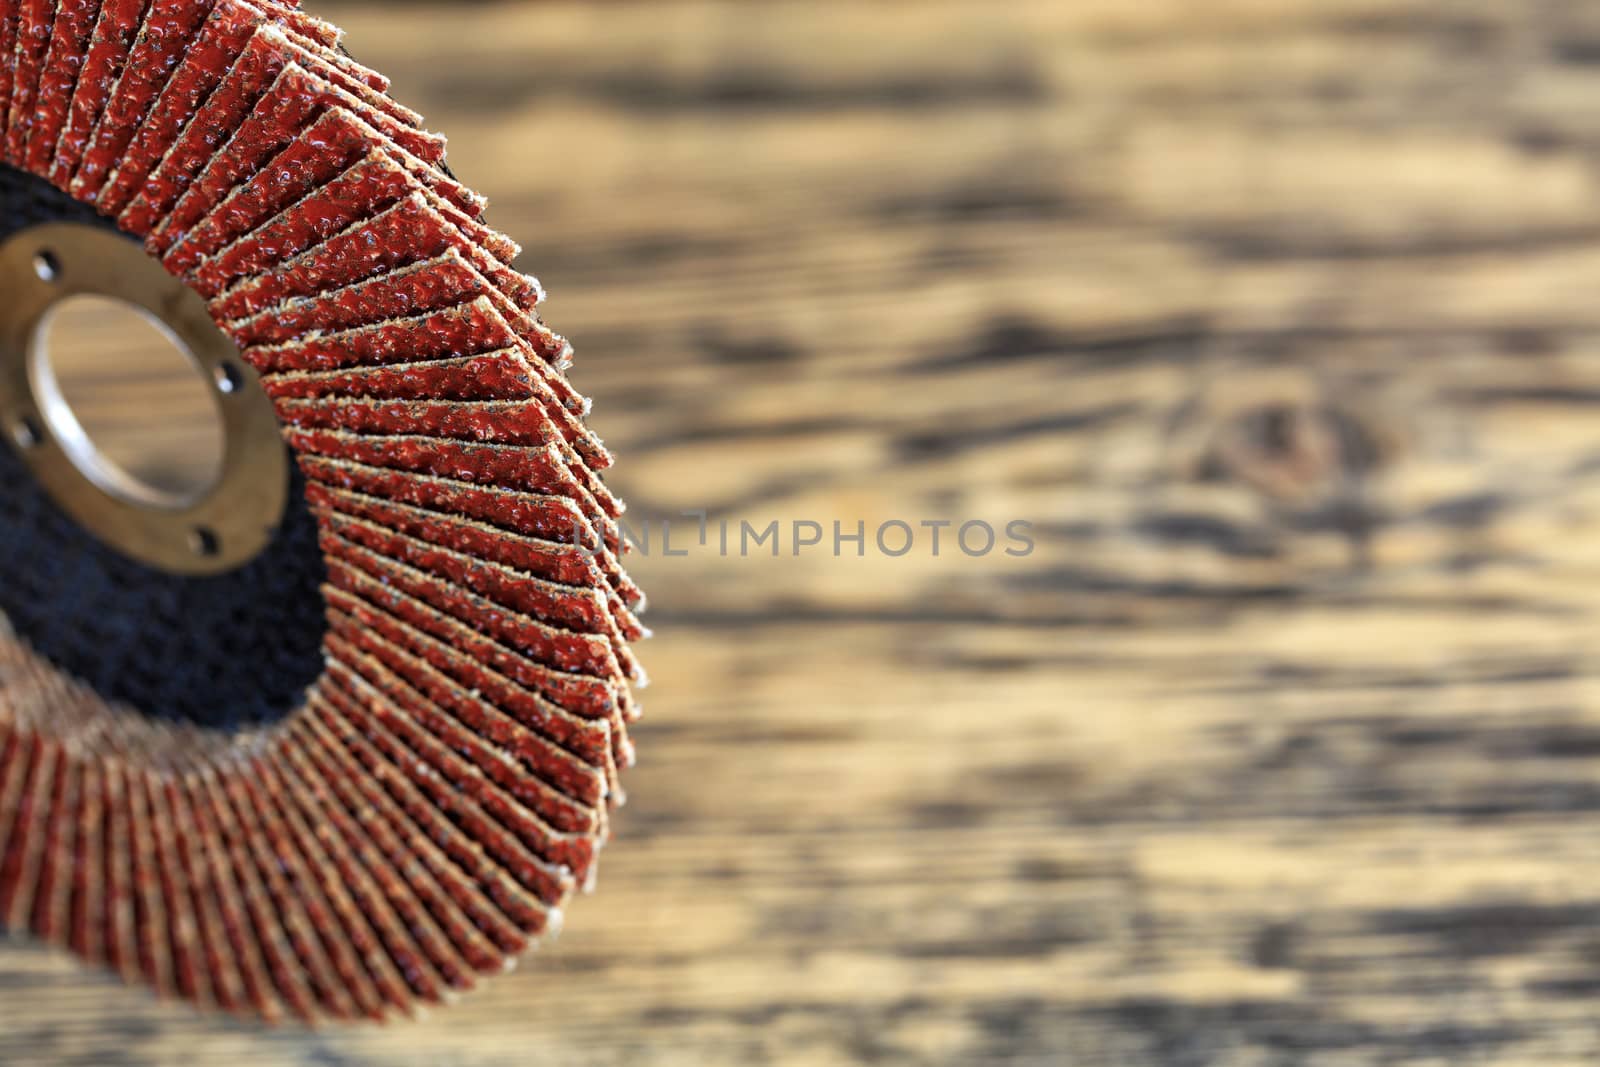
[28,293,227,511]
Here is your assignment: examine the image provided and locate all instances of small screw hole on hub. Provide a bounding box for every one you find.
[189,527,220,558]
[10,415,41,450]
[32,250,60,283]
[214,362,244,395]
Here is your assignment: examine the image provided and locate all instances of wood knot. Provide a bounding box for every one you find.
[1208,401,1382,503]
[1171,369,1402,506]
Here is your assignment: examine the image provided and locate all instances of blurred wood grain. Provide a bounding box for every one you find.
[13,0,1600,1063]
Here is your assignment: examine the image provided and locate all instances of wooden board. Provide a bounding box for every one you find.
[9,0,1600,1062]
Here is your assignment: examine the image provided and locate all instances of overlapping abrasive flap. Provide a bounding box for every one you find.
[0,0,646,1022]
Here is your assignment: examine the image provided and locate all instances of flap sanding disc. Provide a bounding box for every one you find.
[0,0,645,1022]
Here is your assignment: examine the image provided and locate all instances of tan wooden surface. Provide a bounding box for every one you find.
[11,0,1600,1063]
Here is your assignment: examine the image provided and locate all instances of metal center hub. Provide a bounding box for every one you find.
[0,222,289,576]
